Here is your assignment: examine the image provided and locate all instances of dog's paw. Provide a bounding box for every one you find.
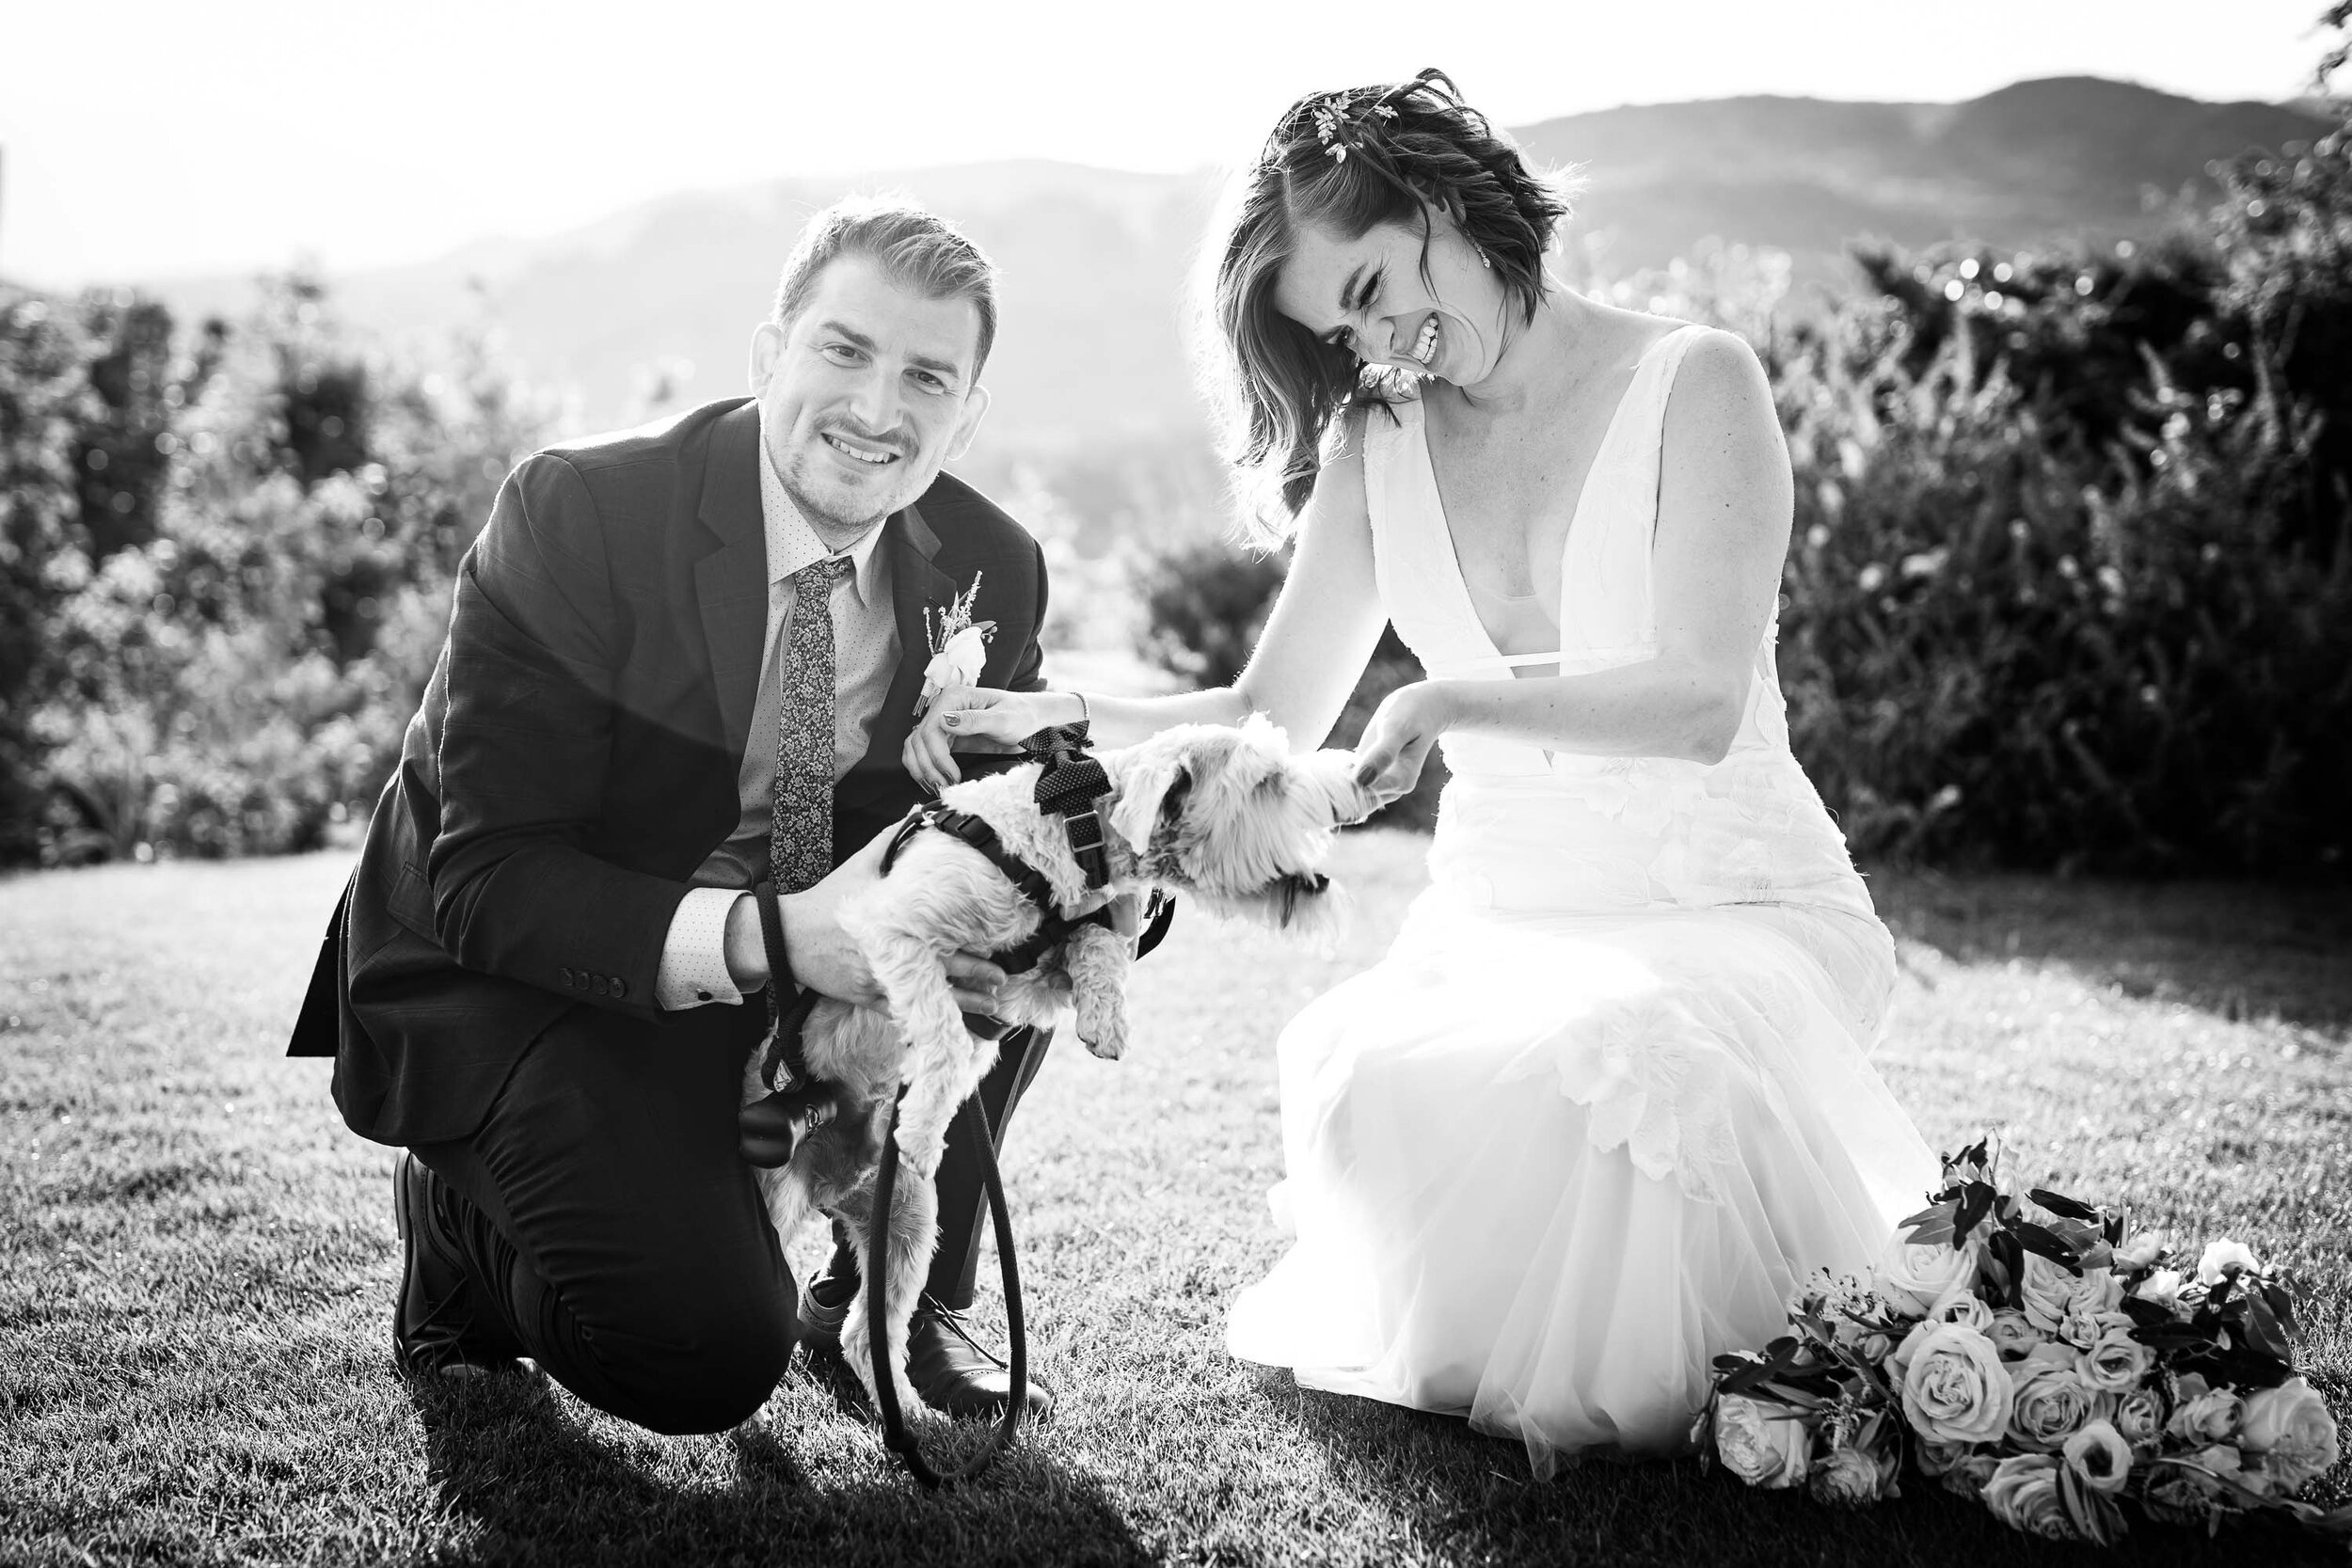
[1079,1017,1127,1061]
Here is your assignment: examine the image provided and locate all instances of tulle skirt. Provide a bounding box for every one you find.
[1225,882,1934,1474]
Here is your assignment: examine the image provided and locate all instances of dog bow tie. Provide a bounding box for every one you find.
[1024,723,1112,889]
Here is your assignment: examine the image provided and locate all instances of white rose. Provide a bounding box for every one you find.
[1982,1454,2077,1540]
[2239,1376,2342,1493]
[2007,1343,2100,1451]
[2058,1301,2110,1351]
[2196,1238,2261,1285]
[1984,1309,2040,1361]
[2166,1375,2245,1446]
[1874,1239,1977,1317]
[1810,1444,1899,1508]
[2019,1257,2119,1334]
[1892,1323,2015,1446]
[2131,1268,2185,1313]
[2017,1253,2076,1333]
[2079,1319,2152,1393]
[2112,1230,2166,1271]
[2110,1387,2166,1450]
[1925,1288,1994,1333]
[2061,1418,2134,1495]
[1712,1395,1811,1489]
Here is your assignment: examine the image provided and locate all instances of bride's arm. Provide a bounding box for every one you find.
[906,430,1391,789]
[1351,331,1791,798]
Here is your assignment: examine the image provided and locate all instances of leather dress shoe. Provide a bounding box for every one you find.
[797,1274,1054,1422]
[391,1152,535,1382]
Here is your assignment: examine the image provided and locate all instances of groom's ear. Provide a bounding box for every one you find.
[748,321,787,395]
[946,384,990,464]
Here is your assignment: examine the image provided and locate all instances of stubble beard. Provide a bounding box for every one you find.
[779,447,910,547]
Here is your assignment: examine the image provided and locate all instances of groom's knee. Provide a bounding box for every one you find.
[591,1289,798,1435]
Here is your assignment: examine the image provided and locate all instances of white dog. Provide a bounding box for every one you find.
[745,718,1376,1417]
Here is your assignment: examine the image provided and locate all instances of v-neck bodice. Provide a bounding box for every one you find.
[1361,317,1876,923]
[1419,322,1701,670]
[1368,321,1730,781]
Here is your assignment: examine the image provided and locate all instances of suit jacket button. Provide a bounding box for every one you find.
[611,977,628,1000]
[559,967,573,986]
[592,975,609,996]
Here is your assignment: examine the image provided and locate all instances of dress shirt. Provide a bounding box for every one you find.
[653,422,901,1009]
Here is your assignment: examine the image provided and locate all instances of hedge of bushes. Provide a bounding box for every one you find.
[0,277,554,864]
[3,119,2344,879]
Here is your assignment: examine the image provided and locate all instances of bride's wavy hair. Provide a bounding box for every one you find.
[1207,70,1576,539]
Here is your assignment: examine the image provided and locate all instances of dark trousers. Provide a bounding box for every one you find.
[412,999,1052,1436]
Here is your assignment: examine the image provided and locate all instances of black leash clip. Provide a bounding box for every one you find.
[737,879,837,1169]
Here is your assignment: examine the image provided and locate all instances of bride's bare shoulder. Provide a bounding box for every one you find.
[1663,324,1772,410]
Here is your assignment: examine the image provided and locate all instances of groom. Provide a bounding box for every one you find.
[287,198,1062,1434]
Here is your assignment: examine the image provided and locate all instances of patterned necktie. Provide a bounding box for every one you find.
[768,555,854,895]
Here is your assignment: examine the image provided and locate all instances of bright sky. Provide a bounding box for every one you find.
[2,0,2334,287]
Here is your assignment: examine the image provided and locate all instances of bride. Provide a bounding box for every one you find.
[908,69,1934,1472]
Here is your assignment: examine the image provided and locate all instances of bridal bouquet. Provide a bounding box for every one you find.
[1696,1139,2348,1544]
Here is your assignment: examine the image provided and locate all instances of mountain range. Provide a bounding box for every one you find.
[144,76,2333,446]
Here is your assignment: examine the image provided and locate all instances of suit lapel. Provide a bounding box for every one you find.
[857,500,956,774]
[693,402,769,760]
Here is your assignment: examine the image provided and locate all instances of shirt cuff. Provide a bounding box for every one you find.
[656,887,748,1010]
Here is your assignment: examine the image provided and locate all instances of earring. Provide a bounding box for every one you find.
[1477,245,1492,270]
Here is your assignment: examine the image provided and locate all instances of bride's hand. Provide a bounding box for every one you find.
[903,686,1057,795]
[1351,681,1452,805]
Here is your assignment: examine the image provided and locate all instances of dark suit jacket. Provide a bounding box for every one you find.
[285,397,1050,1148]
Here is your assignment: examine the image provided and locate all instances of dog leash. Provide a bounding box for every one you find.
[736,881,840,1169]
[866,1087,1025,1488]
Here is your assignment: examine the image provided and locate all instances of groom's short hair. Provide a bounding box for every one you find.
[771,197,999,378]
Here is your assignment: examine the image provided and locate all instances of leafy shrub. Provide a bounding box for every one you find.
[1771,124,2352,876]
[1774,324,2351,874]
[0,296,94,862]
[8,277,554,864]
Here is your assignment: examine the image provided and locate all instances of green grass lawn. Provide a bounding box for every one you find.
[3,833,2346,1566]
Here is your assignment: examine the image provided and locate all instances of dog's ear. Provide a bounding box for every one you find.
[1110,758,1191,855]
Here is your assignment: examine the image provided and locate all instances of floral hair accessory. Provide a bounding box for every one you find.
[1263,85,1409,171]
[1307,93,1397,164]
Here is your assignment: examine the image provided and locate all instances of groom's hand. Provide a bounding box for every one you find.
[761,826,1009,1013]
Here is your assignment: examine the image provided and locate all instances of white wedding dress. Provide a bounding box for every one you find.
[1226,323,1935,1472]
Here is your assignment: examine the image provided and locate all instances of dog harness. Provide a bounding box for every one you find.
[875,721,1176,980]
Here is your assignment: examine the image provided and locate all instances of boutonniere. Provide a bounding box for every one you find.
[915,571,996,718]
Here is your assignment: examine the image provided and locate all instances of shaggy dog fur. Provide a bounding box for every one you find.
[745,718,1376,1416]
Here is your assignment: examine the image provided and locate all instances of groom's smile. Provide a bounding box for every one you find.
[749,252,992,546]
[818,425,908,467]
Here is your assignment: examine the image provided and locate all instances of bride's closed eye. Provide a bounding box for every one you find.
[1325,271,1385,353]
